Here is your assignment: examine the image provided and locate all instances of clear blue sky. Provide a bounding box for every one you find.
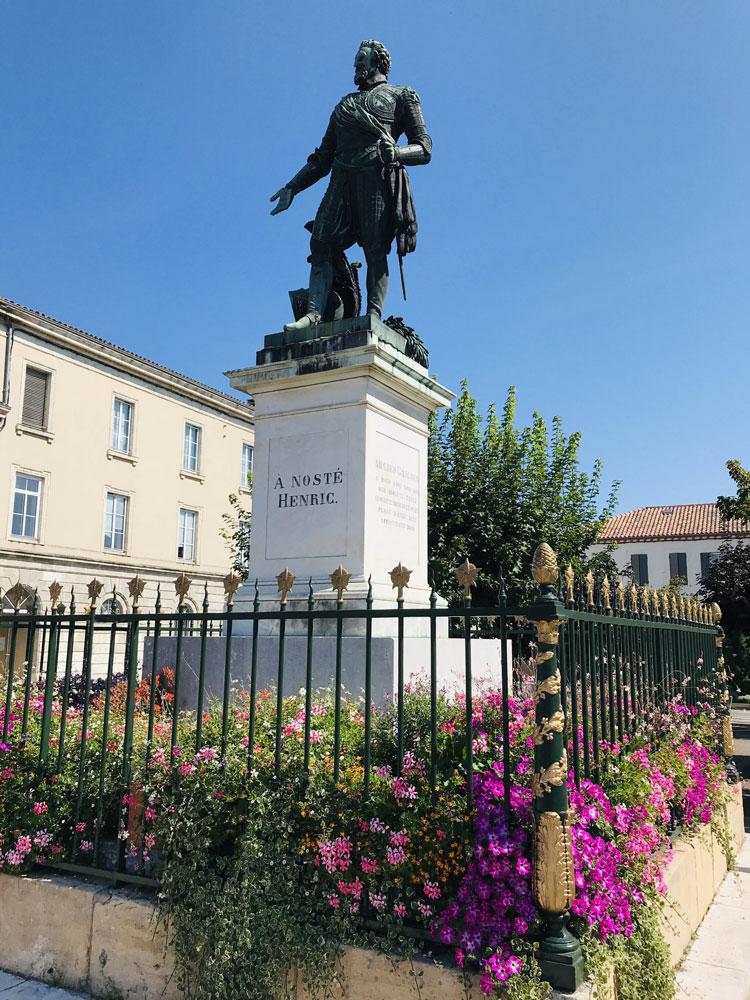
[2,1,748,513]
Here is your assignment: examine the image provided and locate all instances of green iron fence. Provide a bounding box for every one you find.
[0,545,732,991]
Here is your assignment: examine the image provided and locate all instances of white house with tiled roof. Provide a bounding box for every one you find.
[591,504,750,594]
[0,296,254,628]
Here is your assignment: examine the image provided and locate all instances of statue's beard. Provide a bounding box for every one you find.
[354,65,378,88]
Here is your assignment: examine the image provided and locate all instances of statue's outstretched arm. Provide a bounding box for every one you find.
[270,116,336,215]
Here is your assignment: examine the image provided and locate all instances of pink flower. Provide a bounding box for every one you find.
[75,822,87,833]
[33,802,48,815]
[423,881,441,900]
[393,902,407,918]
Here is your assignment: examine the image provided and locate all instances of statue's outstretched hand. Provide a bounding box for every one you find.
[270,186,293,215]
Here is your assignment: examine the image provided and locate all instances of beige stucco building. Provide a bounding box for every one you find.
[0,296,254,627]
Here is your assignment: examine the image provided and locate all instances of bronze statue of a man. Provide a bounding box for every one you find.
[270,39,432,332]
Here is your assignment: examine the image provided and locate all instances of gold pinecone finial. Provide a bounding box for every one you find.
[531,544,558,586]
[711,602,722,624]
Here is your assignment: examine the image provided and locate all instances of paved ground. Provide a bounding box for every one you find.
[0,972,85,999]
[5,711,750,999]
[675,831,750,999]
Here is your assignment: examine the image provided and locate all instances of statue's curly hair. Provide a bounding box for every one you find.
[358,39,391,78]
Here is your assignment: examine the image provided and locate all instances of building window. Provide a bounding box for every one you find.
[241,443,253,487]
[11,473,43,540]
[668,552,688,584]
[700,551,719,579]
[100,595,125,615]
[104,493,128,551]
[183,424,201,473]
[21,368,50,430]
[631,553,649,585]
[178,508,197,561]
[111,399,133,453]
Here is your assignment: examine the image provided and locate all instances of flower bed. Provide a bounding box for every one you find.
[0,674,732,1000]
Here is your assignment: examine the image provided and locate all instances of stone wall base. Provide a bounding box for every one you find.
[0,784,743,1000]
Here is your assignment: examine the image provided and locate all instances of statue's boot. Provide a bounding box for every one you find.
[365,251,389,319]
[284,259,333,332]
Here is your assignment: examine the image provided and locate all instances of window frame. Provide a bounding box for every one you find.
[17,362,55,441]
[111,396,135,456]
[240,442,253,490]
[177,507,198,562]
[10,471,44,541]
[182,423,202,475]
[103,490,130,553]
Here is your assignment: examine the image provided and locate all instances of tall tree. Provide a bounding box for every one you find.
[699,540,750,684]
[428,384,620,606]
[717,460,750,524]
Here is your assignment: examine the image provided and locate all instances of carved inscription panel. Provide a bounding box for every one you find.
[372,431,420,568]
[265,430,349,560]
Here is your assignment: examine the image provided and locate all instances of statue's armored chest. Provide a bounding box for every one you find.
[335,85,400,129]
[364,85,398,122]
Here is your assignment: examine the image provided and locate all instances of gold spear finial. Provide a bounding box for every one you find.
[174,572,192,605]
[389,562,412,603]
[585,570,595,607]
[630,584,639,614]
[276,567,295,605]
[87,578,104,609]
[330,564,351,603]
[616,581,626,614]
[455,558,480,600]
[564,564,575,604]
[224,570,242,605]
[602,575,611,611]
[48,581,63,607]
[128,575,146,608]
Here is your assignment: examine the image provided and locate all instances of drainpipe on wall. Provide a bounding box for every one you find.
[0,314,13,431]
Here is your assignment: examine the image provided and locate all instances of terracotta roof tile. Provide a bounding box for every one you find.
[599,504,750,543]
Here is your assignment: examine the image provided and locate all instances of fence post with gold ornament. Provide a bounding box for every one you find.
[526,543,584,991]
[712,603,734,761]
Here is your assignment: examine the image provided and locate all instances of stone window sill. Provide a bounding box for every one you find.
[180,469,205,484]
[15,423,54,443]
[107,449,139,466]
[8,535,42,546]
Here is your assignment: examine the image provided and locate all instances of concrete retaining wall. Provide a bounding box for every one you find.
[0,784,743,1000]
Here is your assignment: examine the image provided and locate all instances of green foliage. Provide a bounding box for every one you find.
[585,903,675,1000]
[428,383,619,605]
[717,460,750,524]
[220,487,252,581]
[158,779,341,1000]
[698,540,750,682]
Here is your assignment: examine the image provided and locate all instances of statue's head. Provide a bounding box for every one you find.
[354,39,391,88]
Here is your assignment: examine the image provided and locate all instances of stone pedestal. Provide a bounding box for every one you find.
[226,315,455,633]
[224,317,507,694]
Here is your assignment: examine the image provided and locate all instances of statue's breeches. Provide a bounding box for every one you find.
[311,167,395,256]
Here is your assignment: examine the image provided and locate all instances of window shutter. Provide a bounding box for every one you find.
[22,368,49,429]
[677,553,687,581]
[700,553,710,579]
